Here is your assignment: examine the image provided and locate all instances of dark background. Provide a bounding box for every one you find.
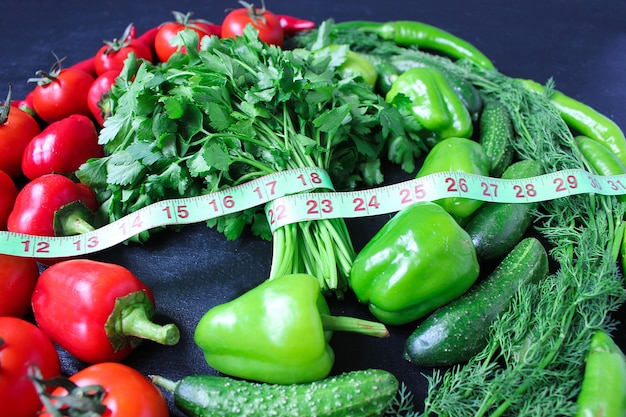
[2,1,626,415]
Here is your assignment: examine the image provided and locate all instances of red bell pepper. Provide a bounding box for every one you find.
[7,173,98,237]
[31,259,180,363]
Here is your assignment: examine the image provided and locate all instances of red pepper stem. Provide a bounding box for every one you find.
[53,201,96,236]
[105,290,180,351]
[120,305,180,345]
[320,313,389,338]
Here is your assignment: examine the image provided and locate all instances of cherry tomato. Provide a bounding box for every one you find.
[0,169,18,230]
[95,24,153,75]
[154,11,221,62]
[7,173,98,237]
[0,316,61,417]
[0,254,39,317]
[39,362,169,417]
[21,114,103,180]
[32,64,95,124]
[221,2,284,46]
[0,90,41,178]
[88,70,119,126]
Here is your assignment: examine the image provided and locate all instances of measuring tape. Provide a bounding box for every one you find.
[265,168,626,231]
[2,167,626,258]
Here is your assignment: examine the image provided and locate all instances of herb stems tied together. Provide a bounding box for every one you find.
[77,26,407,295]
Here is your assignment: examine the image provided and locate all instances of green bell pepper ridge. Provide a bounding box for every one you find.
[417,136,490,220]
[193,274,389,385]
[386,67,473,147]
[349,201,480,325]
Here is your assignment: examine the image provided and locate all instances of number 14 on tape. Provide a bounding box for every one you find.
[265,169,626,231]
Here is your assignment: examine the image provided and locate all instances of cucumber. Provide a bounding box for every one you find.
[464,159,544,262]
[479,97,515,177]
[151,369,399,417]
[403,237,549,367]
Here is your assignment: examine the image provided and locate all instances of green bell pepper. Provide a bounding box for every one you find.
[417,136,490,220]
[349,201,480,325]
[194,274,389,385]
[326,44,378,87]
[385,66,473,147]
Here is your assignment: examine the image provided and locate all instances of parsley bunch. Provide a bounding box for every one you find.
[77,26,408,294]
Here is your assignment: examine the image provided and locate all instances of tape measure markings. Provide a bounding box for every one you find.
[0,167,334,258]
[2,167,626,258]
[265,168,626,231]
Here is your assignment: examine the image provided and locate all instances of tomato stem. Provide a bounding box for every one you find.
[0,85,11,125]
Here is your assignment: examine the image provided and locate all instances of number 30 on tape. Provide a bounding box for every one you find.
[265,168,626,231]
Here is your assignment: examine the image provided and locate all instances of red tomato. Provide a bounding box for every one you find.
[21,114,103,180]
[0,100,41,178]
[95,24,153,75]
[32,66,95,123]
[0,169,18,229]
[88,70,119,126]
[7,173,98,237]
[0,317,61,417]
[31,259,179,364]
[154,11,221,62]
[39,362,169,417]
[0,254,39,317]
[221,3,284,46]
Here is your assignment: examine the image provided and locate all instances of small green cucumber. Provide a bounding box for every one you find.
[478,97,515,177]
[464,159,544,262]
[403,237,549,367]
[151,369,399,417]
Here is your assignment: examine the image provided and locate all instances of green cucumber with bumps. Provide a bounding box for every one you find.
[151,369,399,417]
[464,159,544,262]
[479,96,515,177]
[403,236,549,367]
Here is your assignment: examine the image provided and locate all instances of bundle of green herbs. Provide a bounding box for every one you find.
[77,26,417,295]
[294,21,626,416]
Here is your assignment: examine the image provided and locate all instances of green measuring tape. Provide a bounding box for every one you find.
[2,167,625,258]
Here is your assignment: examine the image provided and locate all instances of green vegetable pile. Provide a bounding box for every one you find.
[77,26,422,295]
[300,21,626,416]
[75,18,626,416]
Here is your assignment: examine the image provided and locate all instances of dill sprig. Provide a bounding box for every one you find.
[417,66,626,416]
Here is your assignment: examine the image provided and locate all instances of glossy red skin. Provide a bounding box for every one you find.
[0,104,41,178]
[32,68,95,123]
[154,21,219,62]
[0,169,18,230]
[0,254,39,317]
[94,39,153,75]
[136,26,160,58]
[88,70,119,126]
[31,259,157,363]
[39,362,169,417]
[21,114,103,180]
[221,7,284,46]
[0,317,61,417]
[7,173,98,237]
[71,55,98,77]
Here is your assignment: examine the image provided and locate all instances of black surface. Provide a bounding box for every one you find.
[2,1,626,415]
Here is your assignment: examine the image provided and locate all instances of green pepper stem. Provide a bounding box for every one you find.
[121,306,180,346]
[320,314,389,338]
[53,201,96,236]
